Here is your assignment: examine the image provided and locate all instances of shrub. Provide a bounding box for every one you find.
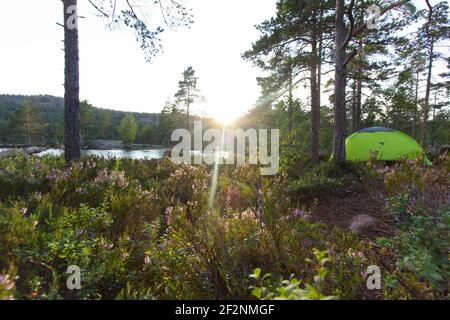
[0,154,446,300]
[378,204,449,299]
[249,249,338,300]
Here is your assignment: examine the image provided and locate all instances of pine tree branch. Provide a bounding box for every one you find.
[344,49,358,67]
[352,0,410,37]
[341,0,356,50]
[87,0,109,18]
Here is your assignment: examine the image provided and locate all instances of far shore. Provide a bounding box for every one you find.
[0,142,170,158]
[0,142,168,151]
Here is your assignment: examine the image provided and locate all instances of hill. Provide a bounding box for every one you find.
[0,94,160,145]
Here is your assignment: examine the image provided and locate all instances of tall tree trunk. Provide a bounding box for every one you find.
[317,33,323,159]
[63,0,81,163]
[331,0,407,163]
[186,87,191,131]
[421,1,434,148]
[352,78,362,132]
[351,79,357,132]
[310,35,320,164]
[430,91,437,146]
[317,32,323,115]
[186,102,190,131]
[288,62,294,131]
[333,0,347,165]
[412,68,419,140]
[351,39,363,133]
[421,40,434,148]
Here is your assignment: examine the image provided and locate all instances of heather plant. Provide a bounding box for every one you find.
[364,154,450,299]
[217,165,261,215]
[381,154,448,215]
[286,161,359,200]
[0,153,447,300]
[0,153,58,201]
[0,272,16,300]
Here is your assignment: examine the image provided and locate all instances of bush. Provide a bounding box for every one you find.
[287,161,359,200]
[378,203,450,299]
[0,153,447,300]
[248,249,338,300]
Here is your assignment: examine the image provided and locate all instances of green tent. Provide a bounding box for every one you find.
[345,127,431,165]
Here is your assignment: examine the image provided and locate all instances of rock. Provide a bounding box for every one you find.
[349,214,376,234]
[85,140,123,150]
[0,147,48,158]
[0,149,15,158]
[24,147,47,155]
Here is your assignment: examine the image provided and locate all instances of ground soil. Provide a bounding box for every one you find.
[307,184,397,239]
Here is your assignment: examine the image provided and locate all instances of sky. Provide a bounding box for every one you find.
[0,0,277,122]
[0,1,448,123]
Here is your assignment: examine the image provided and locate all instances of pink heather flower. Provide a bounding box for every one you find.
[75,187,86,194]
[46,169,70,182]
[165,207,173,225]
[221,186,243,209]
[0,273,16,292]
[93,170,129,189]
[99,239,113,250]
[33,192,43,201]
[241,209,257,220]
[293,209,309,220]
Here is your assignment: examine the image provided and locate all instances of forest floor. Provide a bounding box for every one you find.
[307,184,396,240]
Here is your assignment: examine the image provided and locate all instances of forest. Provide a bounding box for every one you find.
[0,94,160,145]
[0,0,449,303]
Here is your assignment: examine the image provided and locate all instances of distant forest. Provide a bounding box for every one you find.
[1,91,449,154]
[0,94,160,146]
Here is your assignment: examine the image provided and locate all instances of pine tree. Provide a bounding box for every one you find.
[8,100,45,146]
[419,1,450,147]
[175,67,203,131]
[333,0,410,165]
[61,0,193,163]
[244,0,335,163]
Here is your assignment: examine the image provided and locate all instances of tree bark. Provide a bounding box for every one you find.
[186,102,190,131]
[351,79,357,131]
[288,60,294,131]
[186,86,191,131]
[412,68,419,140]
[420,0,434,148]
[310,35,320,164]
[332,0,408,164]
[317,32,323,114]
[317,33,323,157]
[351,39,363,133]
[421,38,434,148]
[63,0,81,163]
[352,77,362,132]
[333,0,348,165]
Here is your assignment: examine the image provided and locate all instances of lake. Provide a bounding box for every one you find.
[36,148,169,160]
[1,148,232,162]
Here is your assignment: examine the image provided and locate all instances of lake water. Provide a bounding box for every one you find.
[1,148,231,162]
[36,148,168,160]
